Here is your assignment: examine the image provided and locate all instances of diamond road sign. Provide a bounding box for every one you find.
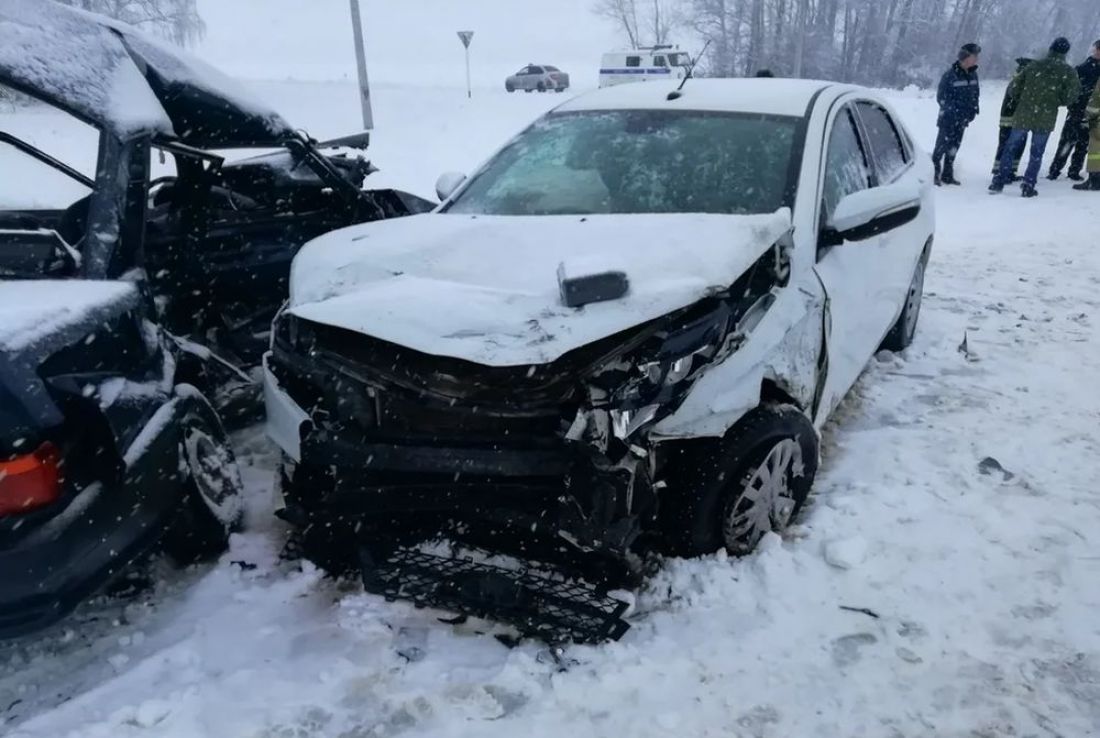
[458,31,474,48]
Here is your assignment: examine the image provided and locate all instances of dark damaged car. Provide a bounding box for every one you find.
[0,0,426,636]
[265,79,936,642]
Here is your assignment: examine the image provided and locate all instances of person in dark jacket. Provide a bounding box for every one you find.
[992,58,1034,180]
[932,43,981,186]
[990,37,1079,197]
[1047,41,1100,181]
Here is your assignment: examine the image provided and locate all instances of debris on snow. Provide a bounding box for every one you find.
[978,456,1015,481]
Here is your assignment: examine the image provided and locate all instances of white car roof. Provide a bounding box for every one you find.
[558,78,839,118]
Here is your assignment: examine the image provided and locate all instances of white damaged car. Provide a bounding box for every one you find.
[263,79,934,640]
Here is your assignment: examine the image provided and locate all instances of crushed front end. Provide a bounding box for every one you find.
[266,242,789,642]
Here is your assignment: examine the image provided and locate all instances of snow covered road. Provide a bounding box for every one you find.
[3,82,1100,738]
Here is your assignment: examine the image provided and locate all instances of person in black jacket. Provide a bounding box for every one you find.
[992,58,1033,180]
[932,43,981,186]
[1047,40,1100,180]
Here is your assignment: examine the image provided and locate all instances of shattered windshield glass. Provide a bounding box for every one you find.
[447,110,799,217]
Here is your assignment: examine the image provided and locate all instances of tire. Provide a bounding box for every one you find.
[659,404,819,557]
[537,82,546,92]
[162,405,245,565]
[555,88,566,93]
[506,83,515,93]
[880,246,930,352]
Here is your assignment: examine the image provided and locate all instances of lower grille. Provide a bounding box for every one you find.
[360,544,631,644]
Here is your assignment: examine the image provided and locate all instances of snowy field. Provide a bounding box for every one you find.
[3,78,1100,738]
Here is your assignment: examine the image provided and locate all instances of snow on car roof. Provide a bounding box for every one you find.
[0,0,171,135]
[0,280,139,351]
[0,0,292,144]
[558,78,834,118]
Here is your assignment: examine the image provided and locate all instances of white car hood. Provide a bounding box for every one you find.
[288,211,791,367]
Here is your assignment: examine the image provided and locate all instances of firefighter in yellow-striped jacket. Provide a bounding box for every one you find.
[1073,79,1100,191]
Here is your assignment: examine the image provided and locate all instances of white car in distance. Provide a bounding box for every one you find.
[265,79,934,586]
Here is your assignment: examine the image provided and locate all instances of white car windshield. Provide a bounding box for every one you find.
[447,110,800,216]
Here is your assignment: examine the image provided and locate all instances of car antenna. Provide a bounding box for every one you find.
[668,40,710,100]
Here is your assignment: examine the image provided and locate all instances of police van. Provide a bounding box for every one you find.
[598,46,692,88]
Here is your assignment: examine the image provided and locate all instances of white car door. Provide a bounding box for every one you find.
[813,100,926,420]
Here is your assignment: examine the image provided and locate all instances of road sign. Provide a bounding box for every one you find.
[458,31,475,98]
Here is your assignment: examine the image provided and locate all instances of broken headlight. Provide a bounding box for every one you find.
[592,235,792,441]
[591,303,734,441]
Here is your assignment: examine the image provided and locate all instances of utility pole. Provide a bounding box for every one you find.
[458,31,475,98]
[349,0,374,130]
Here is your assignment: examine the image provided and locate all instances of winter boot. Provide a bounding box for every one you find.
[1046,170,1060,181]
[988,181,1004,194]
[1068,171,1085,182]
[1021,183,1038,198]
[1072,173,1100,191]
[942,175,962,186]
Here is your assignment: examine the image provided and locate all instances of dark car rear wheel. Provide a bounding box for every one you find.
[537,82,546,92]
[659,404,819,557]
[162,407,244,565]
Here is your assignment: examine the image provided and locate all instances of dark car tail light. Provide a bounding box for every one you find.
[0,443,63,517]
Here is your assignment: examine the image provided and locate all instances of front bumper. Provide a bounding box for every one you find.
[0,399,190,639]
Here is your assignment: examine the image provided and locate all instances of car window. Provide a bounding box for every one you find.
[530,66,544,75]
[545,66,560,72]
[447,110,800,217]
[0,141,93,212]
[654,56,667,67]
[626,56,641,68]
[856,101,909,182]
[822,106,872,222]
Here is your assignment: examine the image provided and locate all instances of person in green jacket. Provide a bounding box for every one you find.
[990,37,1080,197]
[1072,79,1100,191]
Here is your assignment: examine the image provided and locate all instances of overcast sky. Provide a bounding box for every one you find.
[195,0,623,87]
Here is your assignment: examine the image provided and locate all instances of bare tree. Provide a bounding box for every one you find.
[593,0,679,48]
[623,0,1100,86]
[56,0,206,47]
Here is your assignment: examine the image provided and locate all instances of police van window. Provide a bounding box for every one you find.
[856,101,909,182]
[822,107,872,221]
[654,56,667,67]
[626,56,641,67]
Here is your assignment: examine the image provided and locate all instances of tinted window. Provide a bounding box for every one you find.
[822,107,872,221]
[626,56,641,68]
[530,66,544,74]
[447,110,800,217]
[545,66,560,72]
[857,102,908,181]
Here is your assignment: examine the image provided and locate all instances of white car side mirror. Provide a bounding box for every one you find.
[435,172,467,202]
[826,180,922,244]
